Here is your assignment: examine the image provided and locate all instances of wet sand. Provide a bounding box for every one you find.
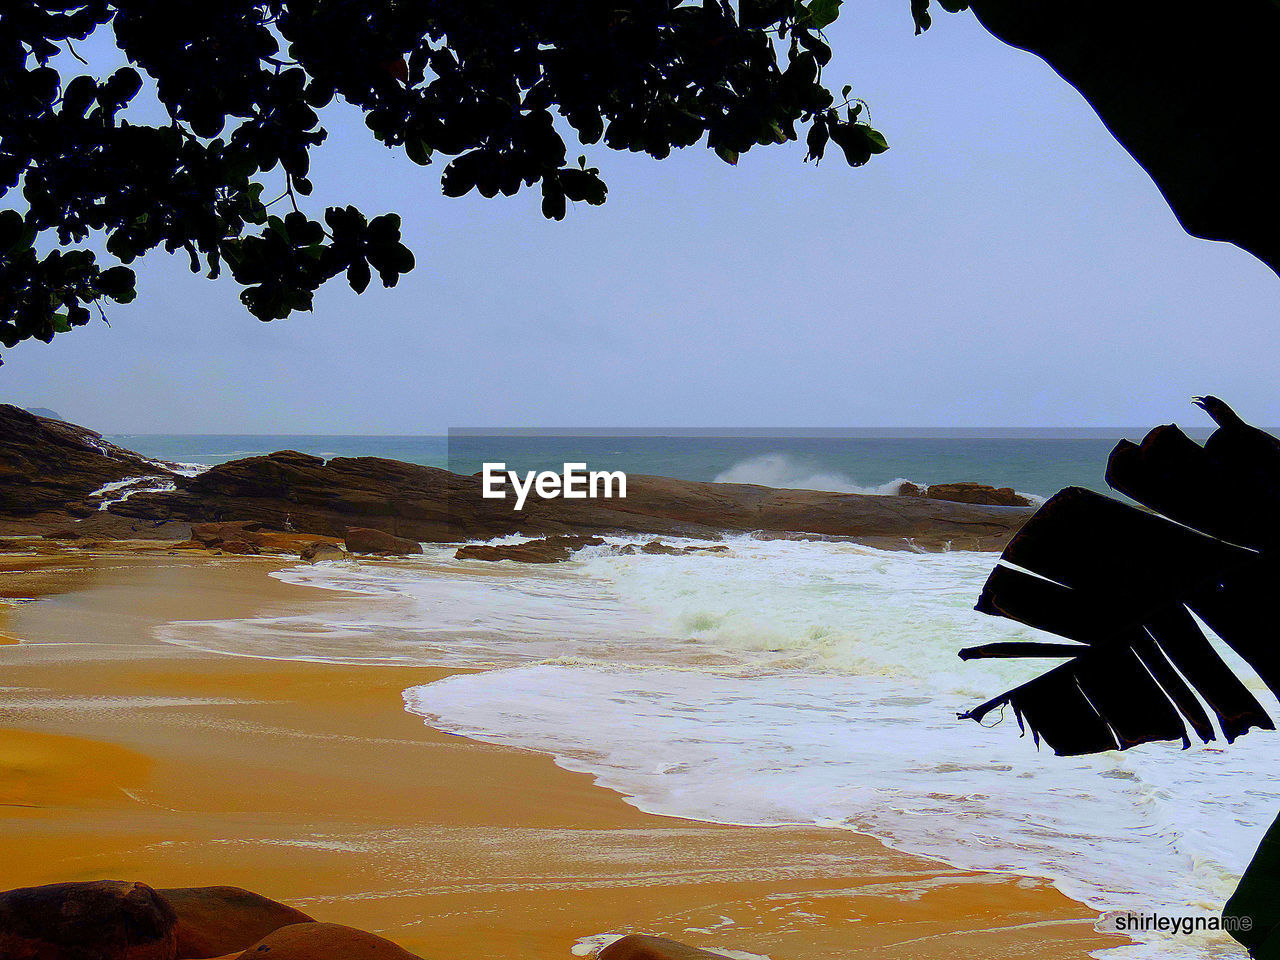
[0,547,1129,959]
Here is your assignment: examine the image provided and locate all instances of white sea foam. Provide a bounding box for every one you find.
[160,536,1268,959]
[88,475,178,509]
[711,452,1045,505]
[89,477,148,499]
[154,459,208,478]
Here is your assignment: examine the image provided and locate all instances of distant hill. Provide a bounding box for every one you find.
[24,407,63,421]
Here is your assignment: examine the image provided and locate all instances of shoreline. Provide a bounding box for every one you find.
[0,546,1129,959]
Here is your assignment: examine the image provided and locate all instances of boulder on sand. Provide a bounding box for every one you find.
[226,922,425,960]
[598,934,734,960]
[156,886,312,960]
[0,880,178,960]
[300,542,347,563]
[189,522,343,558]
[343,528,423,556]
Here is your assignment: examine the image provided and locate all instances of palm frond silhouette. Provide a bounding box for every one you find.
[959,397,1280,756]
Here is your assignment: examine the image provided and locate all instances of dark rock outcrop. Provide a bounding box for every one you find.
[0,880,760,960]
[0,407,1033,551]
[928,482,1031,507]
[157,886,311,960]
[899,482,1032,507]
[112,457,1030,551]
[632,542,732,555]
[300,542,347,563]
[189,521,266,547]
[0,404,174,524]
[455,535,605,563]
[0,880,178,960]
[119,452,450,542]
[598,935,733,960]
[227,922,425,960]
[188,521,343,557]
[0,883,407,960]
[343,527,423,556]
[617,540,730,556]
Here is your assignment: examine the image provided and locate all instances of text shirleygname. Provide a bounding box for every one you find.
[481,462,627,511]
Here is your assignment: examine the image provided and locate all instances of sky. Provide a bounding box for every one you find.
[3,4,1278,434]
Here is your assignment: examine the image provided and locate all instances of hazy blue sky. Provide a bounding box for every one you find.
[3,4,1277,433]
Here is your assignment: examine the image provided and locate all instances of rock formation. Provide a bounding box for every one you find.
[343,527,425,556]
[0,405,179,535]
[621,540,730,556]
[0,404,1033,551]
[111,455,1029,551]
[300,541,347,563]
[455,535,606,563]
[0,881,417,960]
[898,481,1033,507]
[0,880,179,960]
[0,879,743,960]
[156,886,314,960]
[221,922,424,960]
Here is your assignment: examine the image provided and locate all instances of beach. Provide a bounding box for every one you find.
[2,0,1275,953]
[0,545,1128,960]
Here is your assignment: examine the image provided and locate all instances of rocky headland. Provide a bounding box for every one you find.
[0,404,1034,554]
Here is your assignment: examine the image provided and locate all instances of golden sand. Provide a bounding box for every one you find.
[0,728,152,808]
[0,549,1130,959]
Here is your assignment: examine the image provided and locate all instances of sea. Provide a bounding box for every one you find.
[105,429,1217,500]
[114,429,1271,960]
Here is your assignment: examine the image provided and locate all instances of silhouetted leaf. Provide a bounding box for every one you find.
[911,0,932,33]
[97,266,136,303]
[806,0,843,30]
[961,398,1280,756]
[1226,810,1280,955]
[346,259,371,294]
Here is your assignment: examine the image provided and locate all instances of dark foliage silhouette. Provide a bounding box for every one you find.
[1,0,911,360]
[959,397,1280,756]
[959,397,1280,953]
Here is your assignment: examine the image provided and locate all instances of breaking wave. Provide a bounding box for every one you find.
[712,453,918,496]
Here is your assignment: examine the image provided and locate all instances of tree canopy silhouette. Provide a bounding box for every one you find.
[8,1,1279,366]
[0,0,930,362]
[963,0,1280,279]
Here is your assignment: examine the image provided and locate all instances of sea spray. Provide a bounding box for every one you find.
[712,452,919,496]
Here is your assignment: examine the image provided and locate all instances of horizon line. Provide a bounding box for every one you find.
[98,425,1231,439]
